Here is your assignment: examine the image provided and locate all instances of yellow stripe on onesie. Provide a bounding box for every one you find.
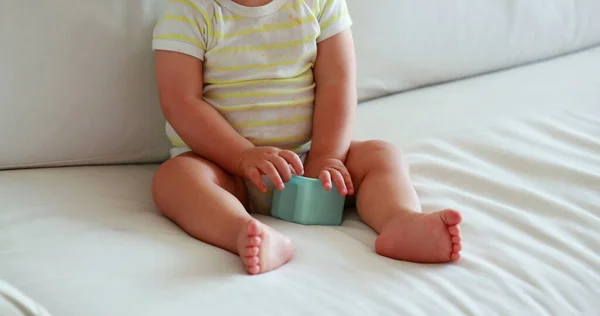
[152,0,353,194]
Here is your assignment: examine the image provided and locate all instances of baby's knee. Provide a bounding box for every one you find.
[359,139,397,152]
[356,140,406,164]
[152,155,207,202]
[151,156,186,207]
[151,154,246,214]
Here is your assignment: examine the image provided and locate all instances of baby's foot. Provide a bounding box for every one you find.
[237,219,294,275]
[375,209,462,263]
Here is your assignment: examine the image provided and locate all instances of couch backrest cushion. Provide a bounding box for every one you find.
[348,0,600,101]
[1,0,599,169]
[1,1,171,169]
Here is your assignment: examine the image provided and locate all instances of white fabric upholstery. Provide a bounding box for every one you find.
[0,1,170,170]
[2,0,600,169]
[1,45,599,316]
[349,0,600,101]
[0,280,52,316]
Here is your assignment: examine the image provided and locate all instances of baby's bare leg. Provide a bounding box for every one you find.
[152,153,293,274]
[345,141,462,263]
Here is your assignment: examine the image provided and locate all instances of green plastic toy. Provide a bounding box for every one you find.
[270,175,346,226]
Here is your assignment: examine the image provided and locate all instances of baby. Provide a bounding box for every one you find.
[151,0,462,275]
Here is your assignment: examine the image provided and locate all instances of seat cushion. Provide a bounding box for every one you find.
[0,280,51,316]
[1,47,599,316]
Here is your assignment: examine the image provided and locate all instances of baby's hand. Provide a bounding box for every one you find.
[238,147,304,192]
[305,157,354,196]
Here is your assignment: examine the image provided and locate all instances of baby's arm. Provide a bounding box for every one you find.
[305,29,357,194]
[309,29,357,163]
[155,51,253,176]
[155,51,303,190]
[152,3,301,190]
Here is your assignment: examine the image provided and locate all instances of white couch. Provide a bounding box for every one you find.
[1,0,600,315]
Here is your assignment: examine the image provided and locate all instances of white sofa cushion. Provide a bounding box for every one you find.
[349,0,600,101]
[1,46,599,315]
[0,0,171,170]
[2,0,599,169]
[0,280,51,316]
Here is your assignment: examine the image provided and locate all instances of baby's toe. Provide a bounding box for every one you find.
[441,209,462,226]
[452,236,461,243]
[453,243,462,252]
[450,252,461,261]
[247,220,262,236]
[447,225,460,236]
[243,256,259,267]
[247,236,261,247]
[247,265,261,275]
[241,246,259,257]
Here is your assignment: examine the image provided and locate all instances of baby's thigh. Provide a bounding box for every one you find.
[153,152,249,209]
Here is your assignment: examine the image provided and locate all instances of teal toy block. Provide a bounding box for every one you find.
[271,175,345,226]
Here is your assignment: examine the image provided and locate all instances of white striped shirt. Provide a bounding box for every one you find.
[152,0,352,155]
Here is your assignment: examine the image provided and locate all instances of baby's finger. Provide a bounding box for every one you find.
[247,166,266,192]
[319,170,332,190]
[290,164,298,176]
[341,168,354,195]
[268,155,292,183]
[258,161,285,190]
[329,169,348,196]
[278,151,304,176]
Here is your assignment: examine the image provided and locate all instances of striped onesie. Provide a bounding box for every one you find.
[152,0,352,212]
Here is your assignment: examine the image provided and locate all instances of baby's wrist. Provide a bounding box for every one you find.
[308,142,349,162]
[235,145,256,177]
[307,151,345,164]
